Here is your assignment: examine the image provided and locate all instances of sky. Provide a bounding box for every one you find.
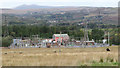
[0,0,120,8]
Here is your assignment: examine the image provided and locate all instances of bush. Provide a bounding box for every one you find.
[99,58,104,63]
[2,36,13,47]
[106,57,114,62]
[110,58,114,62]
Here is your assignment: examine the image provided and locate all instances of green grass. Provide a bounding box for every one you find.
[78,61,119,66]
[92,62,118,66]
[91,57,118,66]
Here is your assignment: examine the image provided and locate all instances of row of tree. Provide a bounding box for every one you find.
[2,25,120,47]
[2,25,104,39]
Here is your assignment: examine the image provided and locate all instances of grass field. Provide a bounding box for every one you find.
[2,46,118,66]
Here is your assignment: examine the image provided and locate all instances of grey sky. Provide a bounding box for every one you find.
[0,0,120,8]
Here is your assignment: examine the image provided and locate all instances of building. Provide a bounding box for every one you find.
[85,39,95,45]
[103,39,107,44]
[10,37,31,48]
[52,34,69,42]
[86,41,95,45]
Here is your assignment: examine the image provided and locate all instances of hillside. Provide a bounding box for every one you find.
[1,7,118,25]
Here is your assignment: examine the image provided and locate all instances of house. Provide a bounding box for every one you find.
[52,34,69,43]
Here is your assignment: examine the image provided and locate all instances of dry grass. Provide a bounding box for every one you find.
[2,46,118,66]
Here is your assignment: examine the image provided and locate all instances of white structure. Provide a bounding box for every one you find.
[103,39,107,44]
[11,39,31,48]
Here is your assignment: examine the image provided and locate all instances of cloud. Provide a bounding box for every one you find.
[0,0,119,8]
[1,0,119,2]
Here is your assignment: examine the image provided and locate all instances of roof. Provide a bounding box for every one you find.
[86,41,95,43]
[53,34,69,37]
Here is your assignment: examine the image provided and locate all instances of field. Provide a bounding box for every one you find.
[2,46,118,66]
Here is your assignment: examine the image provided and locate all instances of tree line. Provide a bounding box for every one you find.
[2,25,120,47]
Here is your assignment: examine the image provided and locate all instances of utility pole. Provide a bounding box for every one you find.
[84,22,87,46]
[59,31,61,52]
[108,32,110,46]
[36,35,38,39]
[98,8,103,43]
[98,8,102,29]
[86,22,89,41]
[60,31,61,46]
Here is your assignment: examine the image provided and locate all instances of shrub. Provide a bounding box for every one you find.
[99,58,104,63]
[106,57,114,62]
[92,60,96,63]
[2,36,13,47]
[110,58,114,62]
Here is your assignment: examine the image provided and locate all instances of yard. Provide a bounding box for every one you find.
[2,46,118,66]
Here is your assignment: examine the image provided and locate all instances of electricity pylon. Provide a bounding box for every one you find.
[83,17,89,46]
[4,15,9,37]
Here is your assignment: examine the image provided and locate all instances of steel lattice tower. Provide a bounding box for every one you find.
[4,15,9,37]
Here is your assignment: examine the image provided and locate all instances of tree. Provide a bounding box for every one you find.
[2,36,13,47]
[111,28,120,45]
[91,29,104,42]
